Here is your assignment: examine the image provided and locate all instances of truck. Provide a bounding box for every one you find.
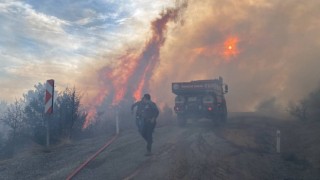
[172,77,228,126]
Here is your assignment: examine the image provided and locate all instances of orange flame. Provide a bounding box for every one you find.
[83,8,181,128]
[133,78,145,101]
[83,88,108,128]
[83,53,139,128]
[83,109,96,128]
[133,61,153,101]
[108,53,140,106]
[112,87,125,105]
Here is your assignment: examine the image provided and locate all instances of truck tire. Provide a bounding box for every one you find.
[177,115,186,126]
[222,104,228,122]
[217,106,227,125]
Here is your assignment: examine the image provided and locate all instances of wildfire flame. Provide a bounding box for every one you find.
[82,5,185,129]
[133,61,153,101]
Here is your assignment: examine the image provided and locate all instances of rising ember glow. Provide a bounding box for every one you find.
[223,36,239,59]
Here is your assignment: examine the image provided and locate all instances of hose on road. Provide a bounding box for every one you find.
[66,134,119,180]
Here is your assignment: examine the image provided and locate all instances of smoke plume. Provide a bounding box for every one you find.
[83,0,320,128]
[150,0,320,112]
[83,2,187,128]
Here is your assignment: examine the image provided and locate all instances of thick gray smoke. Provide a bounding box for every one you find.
[150,0,320,112]
[81,1,188,126]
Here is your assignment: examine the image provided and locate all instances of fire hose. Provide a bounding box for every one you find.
[66,134,119,180]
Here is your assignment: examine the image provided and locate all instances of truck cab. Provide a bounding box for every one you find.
[172,77,228,126]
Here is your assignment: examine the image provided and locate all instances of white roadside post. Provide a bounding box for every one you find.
[45,79,54,148]
[276,129,281,153]
[116,106,119,134]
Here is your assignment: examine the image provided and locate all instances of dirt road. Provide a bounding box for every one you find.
[0,114,319,179]
[70,115,320,180]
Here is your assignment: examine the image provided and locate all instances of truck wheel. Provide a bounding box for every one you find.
[177,115,186,126]
[222,105,228,123]
[217,108,227,126]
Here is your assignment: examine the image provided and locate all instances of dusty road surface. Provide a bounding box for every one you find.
[0,114,319,179]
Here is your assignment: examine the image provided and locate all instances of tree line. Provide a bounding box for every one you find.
[0,83,88,158]
[287,86,320,121]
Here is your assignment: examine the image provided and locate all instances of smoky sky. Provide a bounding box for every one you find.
[148,0,320,111]
[2,0,319,114]
[76,0,320,115]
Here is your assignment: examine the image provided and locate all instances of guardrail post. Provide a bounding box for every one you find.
[276,129,281,153]
[116,106,119,134]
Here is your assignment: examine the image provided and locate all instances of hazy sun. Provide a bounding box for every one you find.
[223,36,239,59]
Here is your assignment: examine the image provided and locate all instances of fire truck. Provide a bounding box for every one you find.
[172,77,228,126]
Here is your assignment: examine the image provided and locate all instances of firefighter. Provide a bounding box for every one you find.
[131,97,145,135]
[140,93,159,156]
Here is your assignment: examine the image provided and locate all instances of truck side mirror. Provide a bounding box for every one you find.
[224,85,228,93]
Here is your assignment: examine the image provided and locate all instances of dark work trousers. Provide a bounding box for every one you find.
[136,116,144,135]
[141,119,156,152]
